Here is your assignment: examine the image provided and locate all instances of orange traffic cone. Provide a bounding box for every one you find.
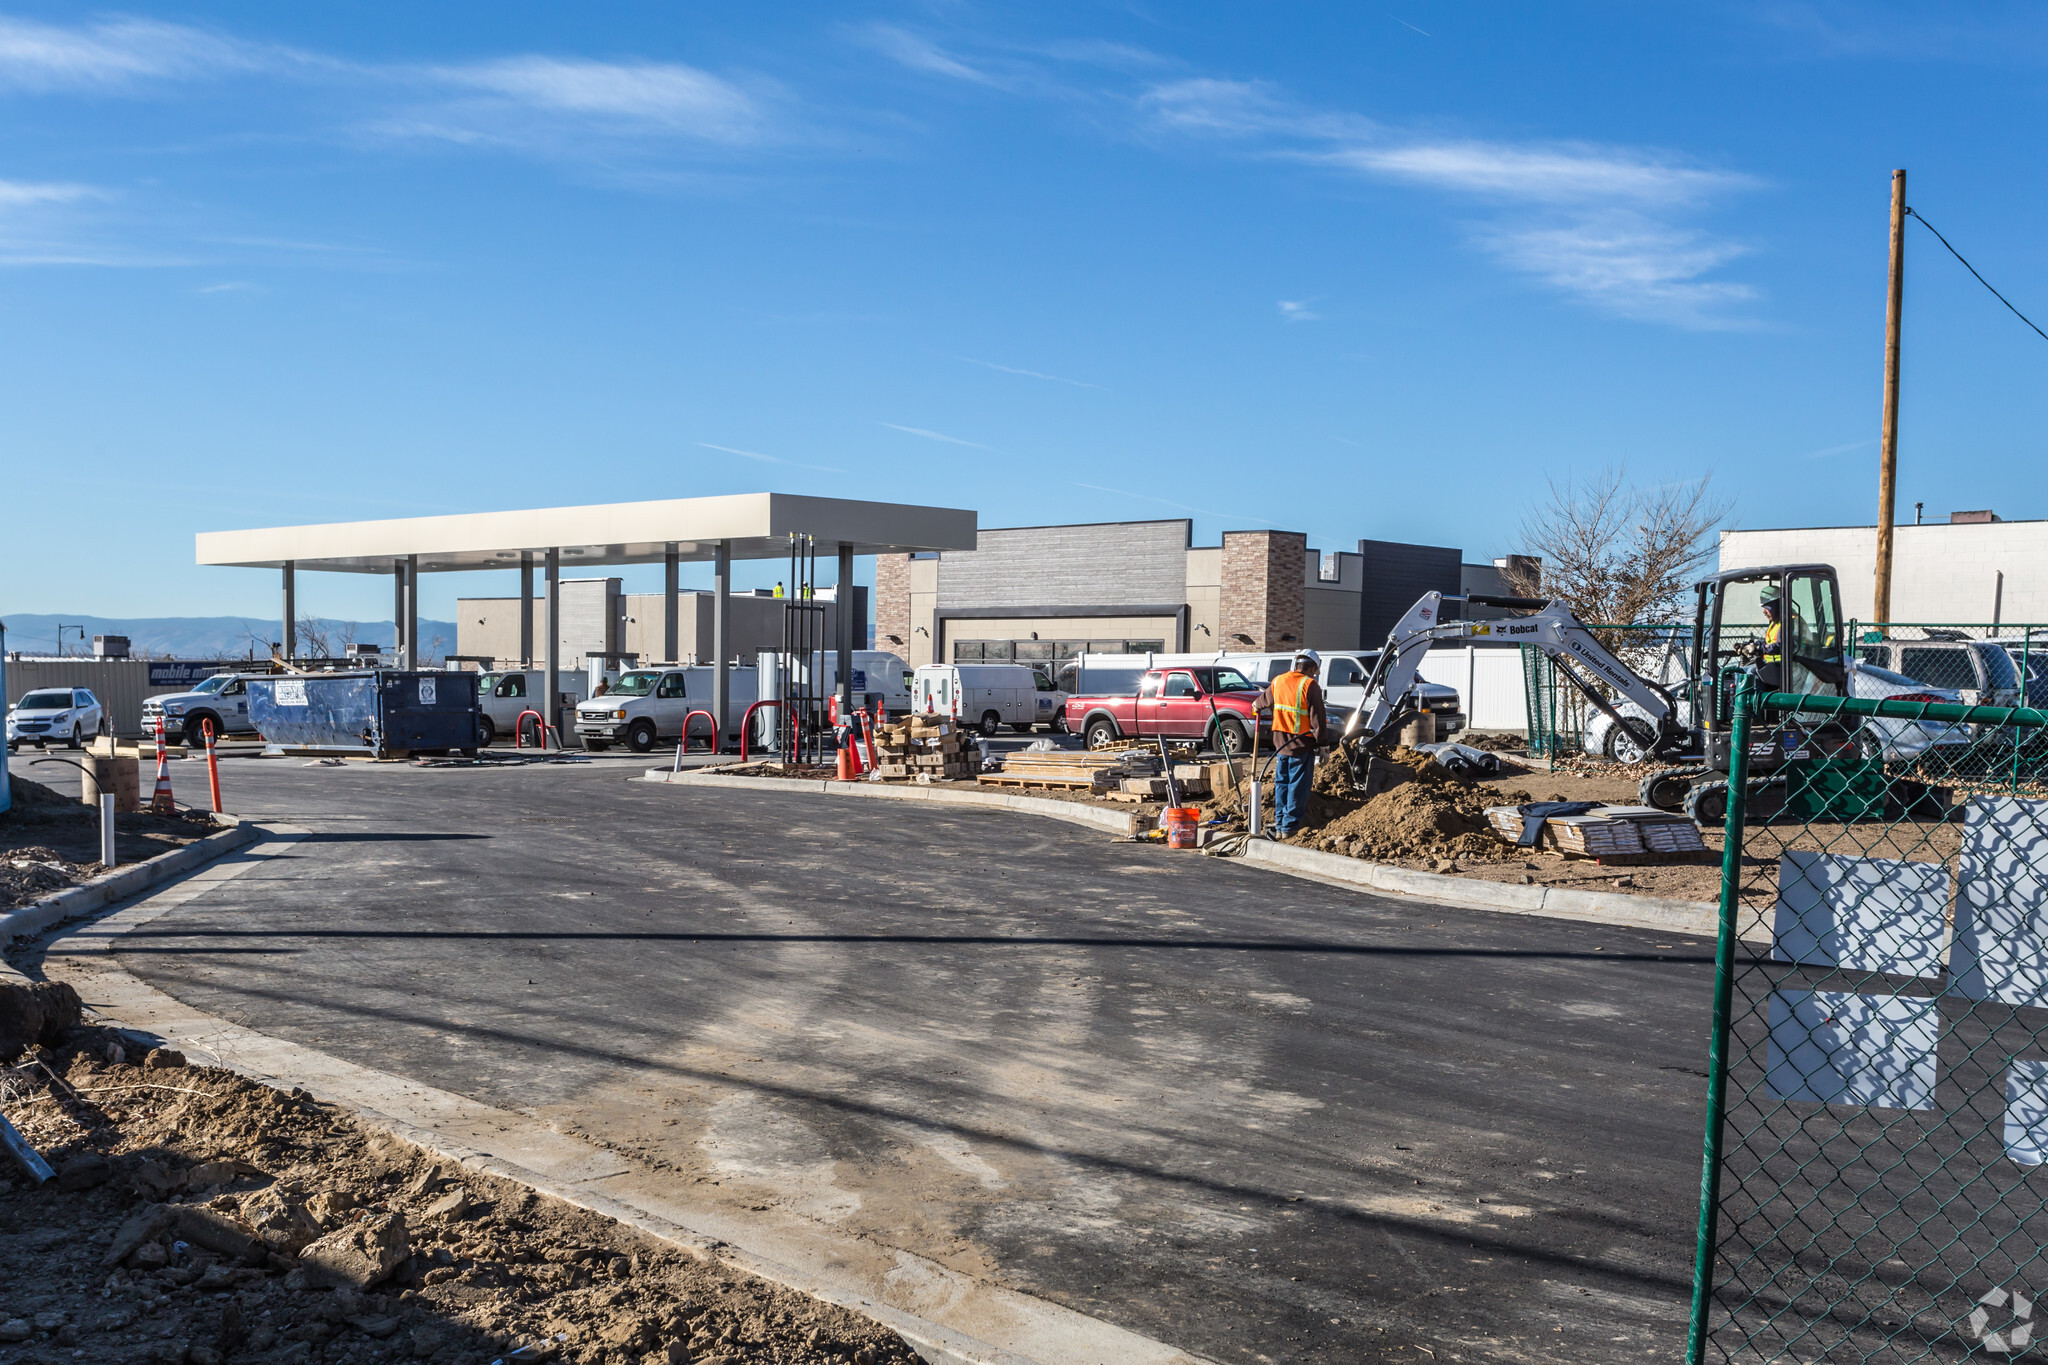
[835,741,852,782]
[149,716,176,814]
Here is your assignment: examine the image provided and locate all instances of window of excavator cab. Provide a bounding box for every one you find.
[1786,572,1843,695]
[610,671,661,697]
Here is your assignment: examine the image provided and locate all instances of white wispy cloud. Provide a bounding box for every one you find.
[0,15,280,90]
[857,24,997,85]
[425,57,768,143]
[879,422,992,450]
[959,357,1105,389]
[1141,78,1760,327]
[698,442,846,474]
[1278,299,1321,323]
[1800,438,1872,460]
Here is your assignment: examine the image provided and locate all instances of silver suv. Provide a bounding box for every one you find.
[1854,638,2022,709]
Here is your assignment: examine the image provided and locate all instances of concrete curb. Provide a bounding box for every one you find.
[643,768,1767,941]
[1,814,258,945]
[37,826,1216,1365]
[643,768,1139,838]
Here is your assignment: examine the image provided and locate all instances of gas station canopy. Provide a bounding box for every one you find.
[196,492,978,574]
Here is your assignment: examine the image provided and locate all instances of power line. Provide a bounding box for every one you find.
[1905,206,2048,346]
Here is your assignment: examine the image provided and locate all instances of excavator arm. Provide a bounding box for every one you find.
[1339,591,1684,785]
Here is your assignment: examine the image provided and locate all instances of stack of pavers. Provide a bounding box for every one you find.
[1483,803,1708,861]
[872,715,979,780]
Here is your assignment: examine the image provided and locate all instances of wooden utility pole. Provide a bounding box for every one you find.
[1873,168,1906,624]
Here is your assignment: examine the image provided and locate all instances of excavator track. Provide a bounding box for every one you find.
[1639,765,1708,813]
[1683,775,1782,828]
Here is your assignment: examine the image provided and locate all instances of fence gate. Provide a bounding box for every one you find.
[1690,686,2048,1361]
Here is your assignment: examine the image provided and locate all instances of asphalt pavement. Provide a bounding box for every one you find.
[10,749,1717,1362]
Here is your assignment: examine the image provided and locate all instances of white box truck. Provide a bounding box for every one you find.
[912,663,1067,735]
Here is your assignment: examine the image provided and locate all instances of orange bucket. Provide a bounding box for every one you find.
[1164,806,1201,849]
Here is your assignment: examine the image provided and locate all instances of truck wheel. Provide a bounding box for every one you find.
[626,720,658,753]
[1085,718,1119,749]
[979,711,1002,737]
[1051,712,1068,734]
[1212,716,1250,757]
[180,715,214,748]
[477,715,497,747]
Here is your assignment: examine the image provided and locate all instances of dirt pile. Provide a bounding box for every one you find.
[1284,747,1530,862]
[0,1022,920,1365]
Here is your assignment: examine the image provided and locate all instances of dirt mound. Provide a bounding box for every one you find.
[1453,732,1527,753]
[1292,777,1532,862]
[0,1022,921,1365]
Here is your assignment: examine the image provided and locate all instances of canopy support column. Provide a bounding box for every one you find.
[544,549,560,741]
[664,544,680,663]
[519,552,533,668]
[282,561,296,662]
[713,540,731,739]
[392,561,407,667]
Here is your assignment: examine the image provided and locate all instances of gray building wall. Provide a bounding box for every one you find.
[1359,539,1464,644]
[937,521,1190,611]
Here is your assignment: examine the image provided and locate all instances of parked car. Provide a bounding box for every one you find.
[1064,664,1266,752]
[2000,641,2048,710]
[1582,659,1972,763]
[1855,637,2021,710]
[475,669,588,746]
[6,687,105,751]
[911,664,1067,735]
[141,673,261,746]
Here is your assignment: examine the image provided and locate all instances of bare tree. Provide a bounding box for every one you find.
[296,615,331,660]
[1508,468,1728,625]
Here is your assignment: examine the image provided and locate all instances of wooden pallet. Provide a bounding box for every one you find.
[977,772,1097,789]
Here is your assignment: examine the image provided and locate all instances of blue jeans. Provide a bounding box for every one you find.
[1274,753,1313,835]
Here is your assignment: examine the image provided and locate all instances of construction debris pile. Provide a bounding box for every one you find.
[871,716,977,780]
[986,747,1249,802]
[0,992,921,1365]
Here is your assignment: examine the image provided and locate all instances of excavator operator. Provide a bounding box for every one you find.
[1256,649,1327,838]
[1759,588,1785,689]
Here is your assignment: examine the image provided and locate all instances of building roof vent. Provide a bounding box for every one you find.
[1951,509,2001,524]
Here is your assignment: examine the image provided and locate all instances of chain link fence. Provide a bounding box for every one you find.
[1689,685,2048,1362]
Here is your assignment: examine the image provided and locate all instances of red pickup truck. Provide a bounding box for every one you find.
[1064,664,1264,752]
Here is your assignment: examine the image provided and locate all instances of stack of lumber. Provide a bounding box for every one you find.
[872,716,978,780]
[1483,804,1708,861]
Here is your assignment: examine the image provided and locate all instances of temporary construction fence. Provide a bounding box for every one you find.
[1520,621,2048,766]
[1687,685,2048,1362]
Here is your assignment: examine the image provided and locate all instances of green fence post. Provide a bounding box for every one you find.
[1686,678,1754,1363]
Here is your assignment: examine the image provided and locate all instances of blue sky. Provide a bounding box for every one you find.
[3,1,2046,627]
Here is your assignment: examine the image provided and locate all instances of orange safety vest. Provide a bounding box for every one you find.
[1271,671,1316,735]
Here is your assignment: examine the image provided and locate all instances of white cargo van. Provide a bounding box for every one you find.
[913,663,1067,735]
[475,670,588,746]
[575,666,760,753]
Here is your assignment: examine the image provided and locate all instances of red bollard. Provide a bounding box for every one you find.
[205,722,223,814]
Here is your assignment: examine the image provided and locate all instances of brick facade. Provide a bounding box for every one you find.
[874,552,911,660]
[1219,531,1308,651]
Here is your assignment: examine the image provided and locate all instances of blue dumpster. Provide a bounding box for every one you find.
[247,671,481,758]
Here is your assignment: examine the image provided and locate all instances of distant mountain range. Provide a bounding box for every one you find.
[1,614,458,661]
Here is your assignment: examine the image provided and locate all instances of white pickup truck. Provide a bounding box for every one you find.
[575,666,761,753]
[140,673,261,746]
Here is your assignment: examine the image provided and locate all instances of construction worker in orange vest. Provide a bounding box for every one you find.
[1256,649,1327,838]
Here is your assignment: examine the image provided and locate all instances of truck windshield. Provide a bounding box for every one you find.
[1210,668,1256,692]
[193,676,230,694]
[609,671,661,697]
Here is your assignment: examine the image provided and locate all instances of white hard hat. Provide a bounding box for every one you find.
[1294,648,1322,668]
